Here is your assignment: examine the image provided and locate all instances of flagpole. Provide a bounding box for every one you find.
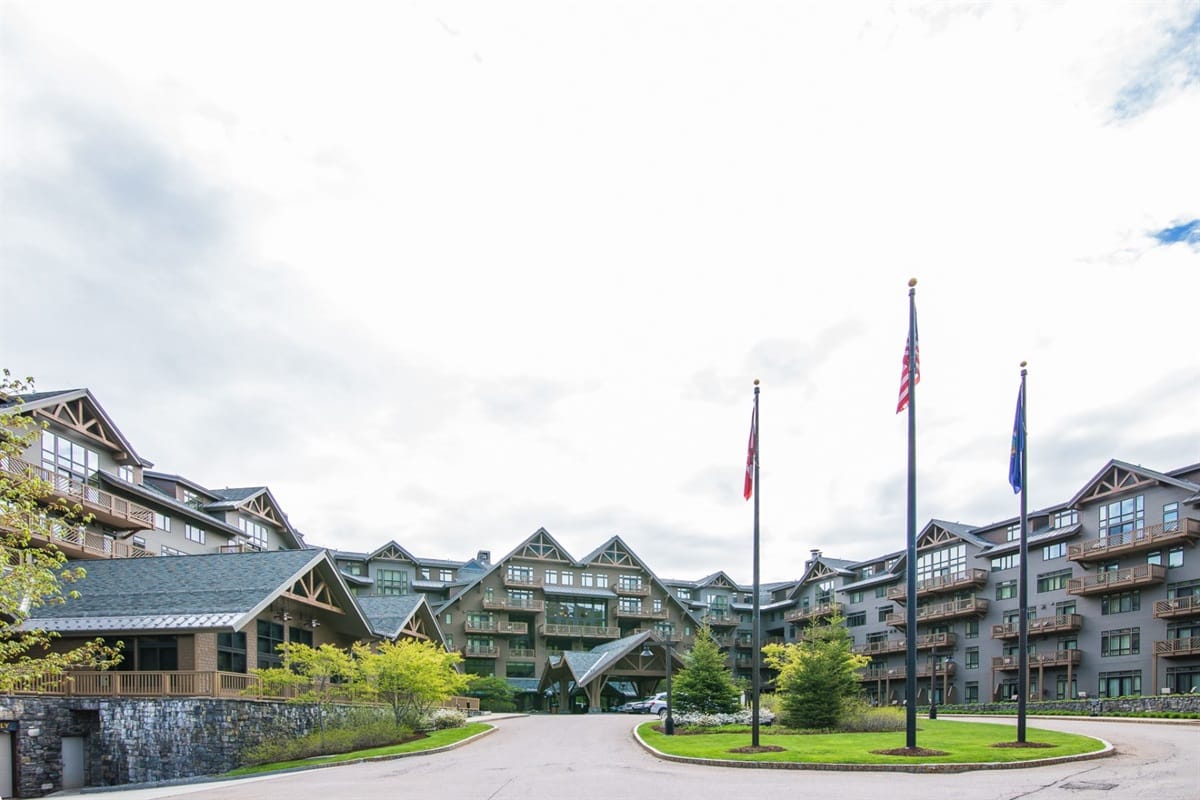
[751,379,762,748]
[904,278,918,749]
[1017,362,1029,742]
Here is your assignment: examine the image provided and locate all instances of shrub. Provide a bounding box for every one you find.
[835,699,905,732]
[241,718,414,766]
[673,709,776,727]
[421,708,469,730]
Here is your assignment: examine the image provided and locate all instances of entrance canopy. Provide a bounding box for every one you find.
[537,630,684,711]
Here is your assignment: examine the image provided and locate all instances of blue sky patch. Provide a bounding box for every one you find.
[1152,219,1200,247]
[1112,8,1200,120]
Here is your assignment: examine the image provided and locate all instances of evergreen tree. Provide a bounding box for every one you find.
[670,624,740,714]
[762,615,868,729]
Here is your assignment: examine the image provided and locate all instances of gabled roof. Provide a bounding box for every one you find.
[355,594,444,643]
[693,570,740,590]
[367,540,421,563]
[22,550,373,638]
[143,470,220,501]
[536,630,683,692]
[202,485,306,549]
[439,527,577,610]
[787,557,857,598]
[4,388,151,466]
[1069,459,1200,508]
[917,519,990,550]
[577,535,700,622]
[98,472,247,541]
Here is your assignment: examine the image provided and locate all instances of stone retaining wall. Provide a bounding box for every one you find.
[0,696,388,798]
[935,695,1200,715]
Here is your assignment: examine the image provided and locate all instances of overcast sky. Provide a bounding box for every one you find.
[2,2,1197,584]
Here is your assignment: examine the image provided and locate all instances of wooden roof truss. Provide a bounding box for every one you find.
[918,524,960,551]
[593,540,637,568]
[243,493,283,527]
[282,567,346,615]
[37,398,125,457]
[1078,465,1157,505]
[515,530,570,562]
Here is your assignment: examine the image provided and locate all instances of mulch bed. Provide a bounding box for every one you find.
[990,741,1056,749]
[728,745,787,754]
[871,747,950,756]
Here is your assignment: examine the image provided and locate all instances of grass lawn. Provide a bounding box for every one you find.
[638,719,1106,765]
[226,723,492,776]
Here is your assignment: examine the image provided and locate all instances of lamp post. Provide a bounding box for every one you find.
[641,640,674,735]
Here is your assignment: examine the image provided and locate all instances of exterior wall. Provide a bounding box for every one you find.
[0,696,388,797]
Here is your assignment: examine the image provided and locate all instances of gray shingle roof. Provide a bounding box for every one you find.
[355,595,426,638]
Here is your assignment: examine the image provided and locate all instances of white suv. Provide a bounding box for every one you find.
[644,692,668,716]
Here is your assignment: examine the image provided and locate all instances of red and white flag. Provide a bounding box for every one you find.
[895,321,920,414]
[744,405,757,500]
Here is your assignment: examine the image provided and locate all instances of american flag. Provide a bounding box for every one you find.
[743,404,757,500]
[895,318,920,414]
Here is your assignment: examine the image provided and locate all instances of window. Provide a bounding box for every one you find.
[544,570,558,585]
[619,597,642,614]
[342,561,366,576]
[184,524,206,544]
[964,647,979,669]
[875,586,888,598]
[136,635,178,671]
[217,632,247,673]
[965,619,979,639]
[506,662,535,678]
[1052,509,1078,528]
[995,580,1017,600]
[1006,524,1021,542]
[560,571,575,586]
[289,627,313,648]
[1101,628,1140,656]
[257,621,285,668]
[419,568,431,580]
[676,587,691,600]
[878,606,892,622]
[1163,502,1180,532]
[507,589,535,608]
[444,612,452,624]
[439,569,454,581]
[654,621,675,639]
[849,590,864,604]
[377,569,408,595]
[463,659,493,677]
[1042,542,1067,560]
[1056,675,1078,700]
[161,544,185,556]
[652,598,663,613]
[1037,569,1072,593]
[1101,590,1140,615]
[915,545,965,582]
[1168,546,1184,568]
[1168,580,1200,600]
[153,512,171,532]
[991,553,1020,571]
[1099,495,1144,538]
[1099,670,1141,697]
[507,565,535,583]
[181,488,202,506]
[581,572,595,587]
[117,464,134,482]
[239,517,269,549]
[41,431,101,481]
[618,575,643,592]
[846,612,866,627]
[964,682,979,704]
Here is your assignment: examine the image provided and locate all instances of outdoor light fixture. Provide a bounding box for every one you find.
[640,639,674,735]
[308,618,321,628]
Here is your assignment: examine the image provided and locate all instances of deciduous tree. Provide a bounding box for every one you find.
[353,639,469,726]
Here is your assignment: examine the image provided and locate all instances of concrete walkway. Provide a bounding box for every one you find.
[61,713,1200,800]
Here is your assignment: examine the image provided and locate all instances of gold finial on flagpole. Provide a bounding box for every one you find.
[908,278,917,287]
[753,379,760,386]
[1020,361,1028,368]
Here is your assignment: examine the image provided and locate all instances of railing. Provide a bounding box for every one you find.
[464,620,529,635]
[701,613,739,627]
[482,597,545,612]
[219,542,264,554]
[1066,564,1166,595]
[630,627,682,643]
[538,623,621,639]
[0,455,154,529]
[614,606,668,619]
[508,648,538,659]
[1154,637,1200,657]
[502,574,543,589]
[784,602,845,623]
[34,523,154,560]
[613,583,650,597]
[991,650,1082,671]
[734,635,755,648]
[991,614,1083,639]
[853,632,957,656]
[859,662,959,681]
[886,596,989,626]
[1153,596,1200,619]
[462,645,499,658]
[1068,518,1200,562]
[887,569,989,602]
[441,695,481,712]
[3,670,262,698]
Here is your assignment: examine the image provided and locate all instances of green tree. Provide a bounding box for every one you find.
[465,674,517,712]
[353,639,469,726]
[254,641,359,745]
[670,624,740,714]
[0,371,122,691]
[762,616,869,729]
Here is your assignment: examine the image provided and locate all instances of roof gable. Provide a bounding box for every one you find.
[12,389,149,466]
[1070,459,1200,507]
[917,519,988,550]
[369,541,420,563]
[512,528,574,563]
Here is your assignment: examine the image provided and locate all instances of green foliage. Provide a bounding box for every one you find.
[834,698,905,732]
[253,641,361,745]
[241,716,413,766]
[671,624,740,714]
[353,639,470,726]
[0,370,123,691]
[465,674,516,712]
[762,616,869,730]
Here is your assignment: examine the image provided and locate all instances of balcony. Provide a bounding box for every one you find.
[464,620,529,636]
[711,633,735,647]
[29,522,153,560]
[462,645,499,658]
[502,574,543,589]
[1,455,154,530]
[615,605,668,620]
[886,596,989,627]
[1154,596,1200,619]
[1066,564,1166,596]
[991,614,1083,639]
[734,634,755,648]
[701,613,739,628]
[3,670,264,699]
[1068,518,1199,563]
[991,650,1082,671]
[481,597,545,612]
[508,648,537,660]
[630,627,682,643]
[218,541,264,554]
[735,656,754,669]
[538,623,621,639]
[613,583,650,597]
[859,662,958,682]
[784,601,845,624]
[887,569,989,603]
[1154,637,1200,658]
[853,632,957,657]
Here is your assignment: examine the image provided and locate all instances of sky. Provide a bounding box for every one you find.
[2,2,1198,585]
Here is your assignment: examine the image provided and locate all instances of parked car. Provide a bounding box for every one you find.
[622,692,668,715]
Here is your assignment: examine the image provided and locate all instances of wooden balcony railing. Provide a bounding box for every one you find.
[784,601,845,623]
[3,670,262,699]
[502,574,543,589]
[701,613,739,627]
[482,597,545,612]
[218,542,264,554]
[859,662,958,681]
[462,645,499,658]
[615,606,668,619]
[734,634,755,648]
[991,650,1082,671]
[853,632,957,657]
[991,614,1083,640]
[886,596,989,627]
[538,623,621,639]
[630,627,682,643]
[1066,564,1166,596]
[1154,637,1200,658]
[31,523,154,560]
[464,620,529,635]
[613,583,650,597]
[1153,596,1200,619]
[0,455,154,530]
[887,569,989,602]
[508,648,538,659]
[1068,519,1200,562]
